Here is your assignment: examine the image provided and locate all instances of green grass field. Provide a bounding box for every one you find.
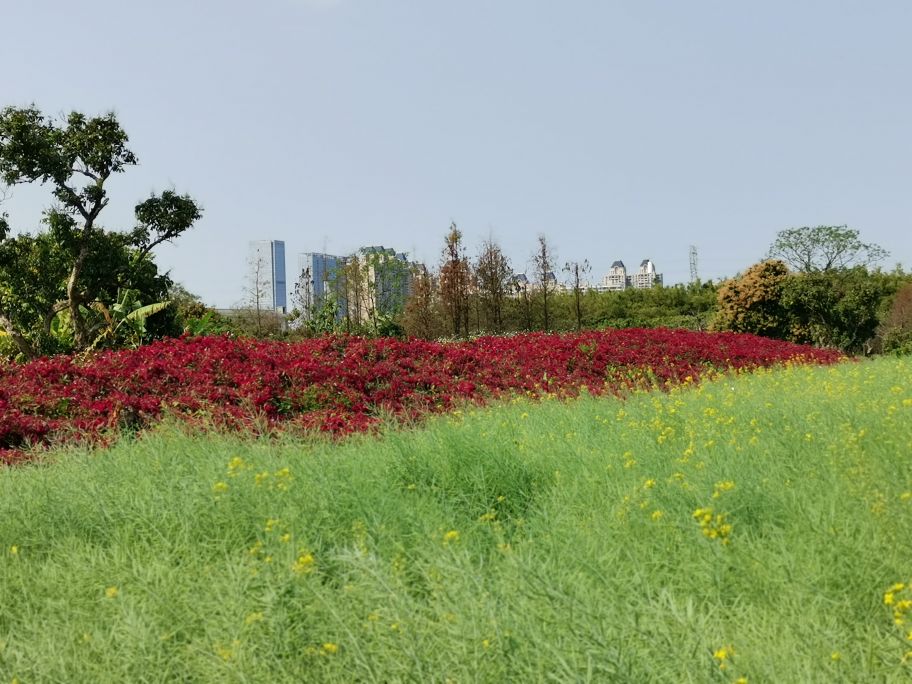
[2,357,911,682]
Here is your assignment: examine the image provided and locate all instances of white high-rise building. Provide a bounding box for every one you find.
[598,258,663,291]
[631,259,662,289]
[602,260,628,291]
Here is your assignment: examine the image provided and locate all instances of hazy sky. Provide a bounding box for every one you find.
[2,0,910,306]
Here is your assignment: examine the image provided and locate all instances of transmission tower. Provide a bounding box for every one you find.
[689,245,699,284]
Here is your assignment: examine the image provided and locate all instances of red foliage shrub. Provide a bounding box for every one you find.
[0,329,842,464]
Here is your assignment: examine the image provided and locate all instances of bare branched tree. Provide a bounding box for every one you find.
[439,223,471,337]
[475,237,512,333]
[244,249,270,335]
[563,259,591,331]
[532,234,557,331]
[401,263,440,339]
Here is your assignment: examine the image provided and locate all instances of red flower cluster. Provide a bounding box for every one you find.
[0,329,841,464]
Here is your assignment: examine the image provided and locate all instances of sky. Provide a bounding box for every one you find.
[2,0,910,307]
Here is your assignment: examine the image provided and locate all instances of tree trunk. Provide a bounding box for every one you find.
[66,242,91,350]
[0,311,36,360]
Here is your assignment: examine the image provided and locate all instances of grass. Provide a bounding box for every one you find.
[1,357,911,682]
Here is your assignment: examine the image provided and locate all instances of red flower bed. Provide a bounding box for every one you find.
[0,329,842,464]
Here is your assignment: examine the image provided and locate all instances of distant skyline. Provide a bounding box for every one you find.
[2,1,910,307]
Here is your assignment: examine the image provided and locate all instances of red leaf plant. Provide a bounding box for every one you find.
[0,329,841,464]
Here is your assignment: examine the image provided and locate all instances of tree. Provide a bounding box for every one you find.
[243,248,271,335]
[359,247,411,329]
[532,234,557,331]
[563,259,591,331]
[781,267,893,353]
[474,237,512,333]
[0,229,68,357]
[767,225,888,273]
[878,281,912,355]
[712,260,791,338]
[401,263,441,339]
[0,106,201,357]
[0,222,181,358]
[439,223,471,337]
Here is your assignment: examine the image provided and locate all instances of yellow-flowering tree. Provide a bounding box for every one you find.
[711,260,791,338]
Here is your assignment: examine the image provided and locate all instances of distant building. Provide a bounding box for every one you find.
[631,259,662,289]
[353,246,412,319]
[291,245,412,325]
[510,273,529,289]
[508,271,559,294]
[248,240,287,312]
[599,258,663,291]
[295,252,344,319]
[602,260,628,291]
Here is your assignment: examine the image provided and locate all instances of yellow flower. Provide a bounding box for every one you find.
[651,510,664,521]
[212,481,229,494]
[443,530,460,543]
[482,638,491,649]
[643,478,656,489]
[293,553,315,575]
[9,545,18,555]
[280,533,292,543]
[322,642,339,654]
[105,586,119,599]
[274,467,292,491]
[831,651,841,661]
[245,612,264,625]
[713,645,734,664]
[215,639,240,661]
[226,456,246,476]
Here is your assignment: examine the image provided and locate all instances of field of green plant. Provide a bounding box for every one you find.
[2,357,911,682]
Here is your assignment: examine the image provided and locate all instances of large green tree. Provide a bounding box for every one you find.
[0,106,201,358]
[767,225,888,273]
[781,268,897,353]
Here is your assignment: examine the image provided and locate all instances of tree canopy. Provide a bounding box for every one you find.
[767,225,888,273]
[0,105,201,359]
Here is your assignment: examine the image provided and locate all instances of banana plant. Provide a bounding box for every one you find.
[87,289,172,351]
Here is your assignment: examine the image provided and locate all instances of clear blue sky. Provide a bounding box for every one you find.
[2,0,910,307]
